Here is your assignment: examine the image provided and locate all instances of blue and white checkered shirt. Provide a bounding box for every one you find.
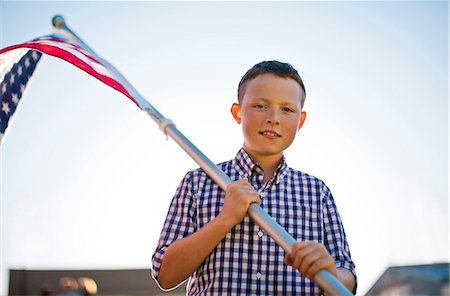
[152,148,356,295]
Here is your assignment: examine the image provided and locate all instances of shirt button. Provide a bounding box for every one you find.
[256,272,262,279]
[258,230,264,237]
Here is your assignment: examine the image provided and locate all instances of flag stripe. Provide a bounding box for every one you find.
[0,30,155,144]
[32,37,103,64]
[0,39,140,108]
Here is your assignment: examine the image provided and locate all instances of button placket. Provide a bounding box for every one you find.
[258,190,267,199]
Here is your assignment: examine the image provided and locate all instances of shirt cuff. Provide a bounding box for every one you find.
[336,261,357,294]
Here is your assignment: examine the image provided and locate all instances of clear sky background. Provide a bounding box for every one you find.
[0,1,448,295]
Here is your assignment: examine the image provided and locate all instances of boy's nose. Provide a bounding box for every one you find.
[265,115,280,125]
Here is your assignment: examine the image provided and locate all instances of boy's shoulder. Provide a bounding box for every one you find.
[186,158,236,181]
[286,166,329,189]
[288,166,324,181]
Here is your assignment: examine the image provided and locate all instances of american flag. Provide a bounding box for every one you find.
[0,49,42,143]
[0,33,153,144]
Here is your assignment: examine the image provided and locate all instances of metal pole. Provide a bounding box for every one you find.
[52,15,353,296]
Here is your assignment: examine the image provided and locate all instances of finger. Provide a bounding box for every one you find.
[284,254,292,266]
[290,242,320,271]
[288,241,313,260]
[305,257,336,279]
[299,249,324,279]
[237,179,251,186]
[237,181,261,205]
[284,242,304,266]
[252,195,262,205]
[290,241,310,252]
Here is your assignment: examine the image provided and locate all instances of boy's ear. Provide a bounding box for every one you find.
[231,103,241,124]
[298,111,307,131]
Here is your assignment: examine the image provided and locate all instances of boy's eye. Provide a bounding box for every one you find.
[253,104,267,109]
[282,107,295,113]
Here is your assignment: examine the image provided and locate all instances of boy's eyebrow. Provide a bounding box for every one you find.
[248,97,300,107]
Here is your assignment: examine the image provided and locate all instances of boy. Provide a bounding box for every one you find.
[152,61,356,295]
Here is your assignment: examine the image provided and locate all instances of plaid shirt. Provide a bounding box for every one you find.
[152,148,356,295]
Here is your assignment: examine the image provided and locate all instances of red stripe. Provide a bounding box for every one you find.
[0,43,141,108]
[31,37,102,65]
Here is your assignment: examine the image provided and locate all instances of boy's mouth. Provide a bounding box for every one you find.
[259,130,281,138]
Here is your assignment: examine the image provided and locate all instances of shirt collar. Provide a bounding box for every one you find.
[274,157,288,184]
[233,148,289,183]
[234,148,259,178]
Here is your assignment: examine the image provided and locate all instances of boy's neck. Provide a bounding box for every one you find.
[261,160,281,183]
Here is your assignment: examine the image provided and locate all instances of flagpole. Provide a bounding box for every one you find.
[51,15,352,296]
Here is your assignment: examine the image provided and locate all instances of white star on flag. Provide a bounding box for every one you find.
[31,51,39,61]
[1,102,10,115]
[11,93,19,105]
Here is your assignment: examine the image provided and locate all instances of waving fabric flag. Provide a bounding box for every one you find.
[0,28,154,144]
[0,49,42,143]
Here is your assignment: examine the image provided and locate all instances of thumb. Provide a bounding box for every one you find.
[284,254,292,265]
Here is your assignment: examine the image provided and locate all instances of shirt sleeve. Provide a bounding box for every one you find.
[321,183,357,294]
[151,171,198,281]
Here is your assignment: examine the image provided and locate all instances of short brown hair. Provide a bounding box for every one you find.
[237,60,306,107]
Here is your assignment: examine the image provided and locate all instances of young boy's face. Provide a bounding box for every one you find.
[232,73,306,162]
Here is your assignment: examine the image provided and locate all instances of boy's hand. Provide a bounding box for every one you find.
[284,241,338,280]
[219,179,261,226]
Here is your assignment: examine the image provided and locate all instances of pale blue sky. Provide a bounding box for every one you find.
[0,2,448,295]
